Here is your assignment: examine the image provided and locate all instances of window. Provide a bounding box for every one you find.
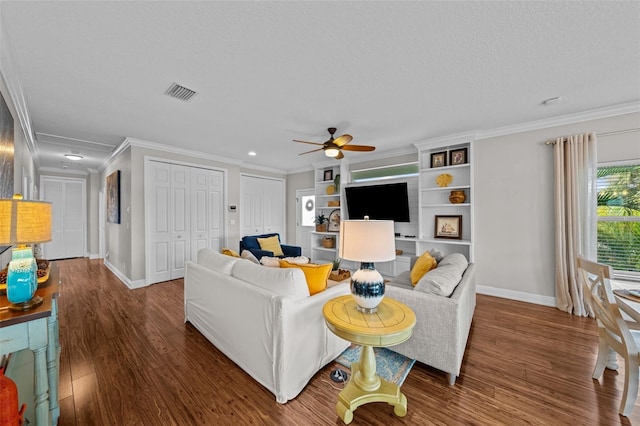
[597,164,640,280]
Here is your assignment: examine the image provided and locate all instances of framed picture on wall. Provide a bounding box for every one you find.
[328,209,341,232]
[430,151,447,168]
[449,148,468,166]
[107,170,121,224]
[324,169,333,181]
[434,215,462,239]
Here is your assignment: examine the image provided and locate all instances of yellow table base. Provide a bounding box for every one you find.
[336,346,408,425]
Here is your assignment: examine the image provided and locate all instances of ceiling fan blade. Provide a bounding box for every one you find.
[335,151,344,160]
[333,134,353,147]
[299,147,324,155]
[293,139,325,146]
[341,144,376,152]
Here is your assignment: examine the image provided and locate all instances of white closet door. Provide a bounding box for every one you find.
[240,176,263,236]
[263,178,284,236]
[41,177,86,260]
[146,162,172,283]
[190,168,224,257]
[170,165,190,279]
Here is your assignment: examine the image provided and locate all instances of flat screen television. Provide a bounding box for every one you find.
[345,182,411,222]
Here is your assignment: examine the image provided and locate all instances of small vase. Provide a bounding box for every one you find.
[449,190,466,204]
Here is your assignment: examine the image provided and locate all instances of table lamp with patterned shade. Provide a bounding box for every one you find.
[0,195,52,309]
[339,217,396,313]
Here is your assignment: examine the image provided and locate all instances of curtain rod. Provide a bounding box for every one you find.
[545,128,640,145]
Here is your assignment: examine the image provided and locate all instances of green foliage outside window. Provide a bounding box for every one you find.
[597,165,640,274]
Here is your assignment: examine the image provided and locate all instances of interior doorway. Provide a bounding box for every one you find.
[296,188,314,257]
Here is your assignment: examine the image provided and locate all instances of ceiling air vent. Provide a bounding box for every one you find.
[164,82,197,101]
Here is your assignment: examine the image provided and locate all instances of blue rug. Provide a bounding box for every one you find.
[335,344,416,386]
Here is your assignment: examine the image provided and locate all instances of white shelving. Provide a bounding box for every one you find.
[414,134,475,262]
[311,165,342,264]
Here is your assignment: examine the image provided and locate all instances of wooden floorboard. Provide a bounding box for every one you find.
[51,258,640,425]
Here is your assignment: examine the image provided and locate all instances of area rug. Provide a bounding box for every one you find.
[335,344,416,386]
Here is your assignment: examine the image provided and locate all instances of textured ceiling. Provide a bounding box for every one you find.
[1,1,639,174]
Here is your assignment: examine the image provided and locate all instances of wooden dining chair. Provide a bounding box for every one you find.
[577,256,640,416]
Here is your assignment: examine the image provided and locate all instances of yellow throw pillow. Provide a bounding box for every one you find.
[221,248,240,257]
[280,260,332,295]
[410,251,437,285]
[257,236,284,257]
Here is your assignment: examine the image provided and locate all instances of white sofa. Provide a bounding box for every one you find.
[184,248,350,403]
[385,254,476,385]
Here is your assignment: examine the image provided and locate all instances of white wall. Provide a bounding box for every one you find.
[474,112,640,304]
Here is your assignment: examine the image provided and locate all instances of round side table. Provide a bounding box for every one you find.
[323,295,416,425]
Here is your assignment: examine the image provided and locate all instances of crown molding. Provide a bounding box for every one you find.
[475,101,640,140]
[39,166,89,176]
[413,131,478,150]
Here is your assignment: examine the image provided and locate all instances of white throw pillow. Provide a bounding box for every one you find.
[197,248,239,275]
[260,256,281,268]
[240,249,260,265]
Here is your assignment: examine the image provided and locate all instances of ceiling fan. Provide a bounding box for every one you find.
[294,127,375,159]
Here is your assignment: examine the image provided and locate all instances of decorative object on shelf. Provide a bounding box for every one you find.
[430,151,447,168]
[0,195,52,310]
[324,169,333,181]
[315,214,328,232]
[435,173,453,187]
[449,190,466,204]
[334,173,341,191]
[322,236,336,248]
[395,249,403,255]
[434,215,462,239]
[339,217,395,313]
[449,147,468,165]
[327,200,340,207]
[326,185,335,195]
[328,209,341,232]
[0,367,26,426]
[106,170,121,224]
[329,268,351,282]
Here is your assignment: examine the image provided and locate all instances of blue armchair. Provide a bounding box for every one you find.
[239,233,302,259]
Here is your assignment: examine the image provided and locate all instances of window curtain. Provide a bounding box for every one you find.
[553,133,597,316]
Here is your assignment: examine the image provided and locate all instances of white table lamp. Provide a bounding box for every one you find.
[339,217,396,313]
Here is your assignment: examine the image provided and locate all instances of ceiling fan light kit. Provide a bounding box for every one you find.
[294,127,375,160]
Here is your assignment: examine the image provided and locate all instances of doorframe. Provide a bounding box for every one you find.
[39,175,87,259]
[99,189,105,259]
[144,156,228,286]
[296,188,314,257]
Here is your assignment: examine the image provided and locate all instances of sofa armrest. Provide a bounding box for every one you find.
[281,244,302,257]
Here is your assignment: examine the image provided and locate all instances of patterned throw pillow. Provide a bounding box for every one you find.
[257,236,284,257]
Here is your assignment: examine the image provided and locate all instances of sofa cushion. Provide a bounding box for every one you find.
[241,249,260,264]
[410,251,438,285]
[257,235,284,257]
[414,253,468,297]
[279,260,332,296]
[232,258,310,300]
[198,248,239,275]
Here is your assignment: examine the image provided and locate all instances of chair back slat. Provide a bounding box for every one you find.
[577,256,638,355]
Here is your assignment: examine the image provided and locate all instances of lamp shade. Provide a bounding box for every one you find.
[0,197,52,245]
[339,219,396,262]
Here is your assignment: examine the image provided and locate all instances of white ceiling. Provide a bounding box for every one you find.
[1,1,639,174]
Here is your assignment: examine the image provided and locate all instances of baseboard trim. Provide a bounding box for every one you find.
[103,260,149,290]
[88,253,101,260]
[477,285,556,307]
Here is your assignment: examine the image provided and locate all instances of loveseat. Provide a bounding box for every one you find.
[385,253,476,385]
[239,233,302,259]
[184,248,350,403]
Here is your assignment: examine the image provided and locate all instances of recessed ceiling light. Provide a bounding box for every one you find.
[248,151,257,156]
[542,96,562,106]
[64,154,83,161]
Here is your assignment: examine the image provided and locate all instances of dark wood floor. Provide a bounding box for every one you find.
[52,258,639,425]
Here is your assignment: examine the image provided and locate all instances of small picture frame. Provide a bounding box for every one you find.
[324,169,333,181]
[449,148,468,166]
[434,215,462,239]
[430,151,447,168]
